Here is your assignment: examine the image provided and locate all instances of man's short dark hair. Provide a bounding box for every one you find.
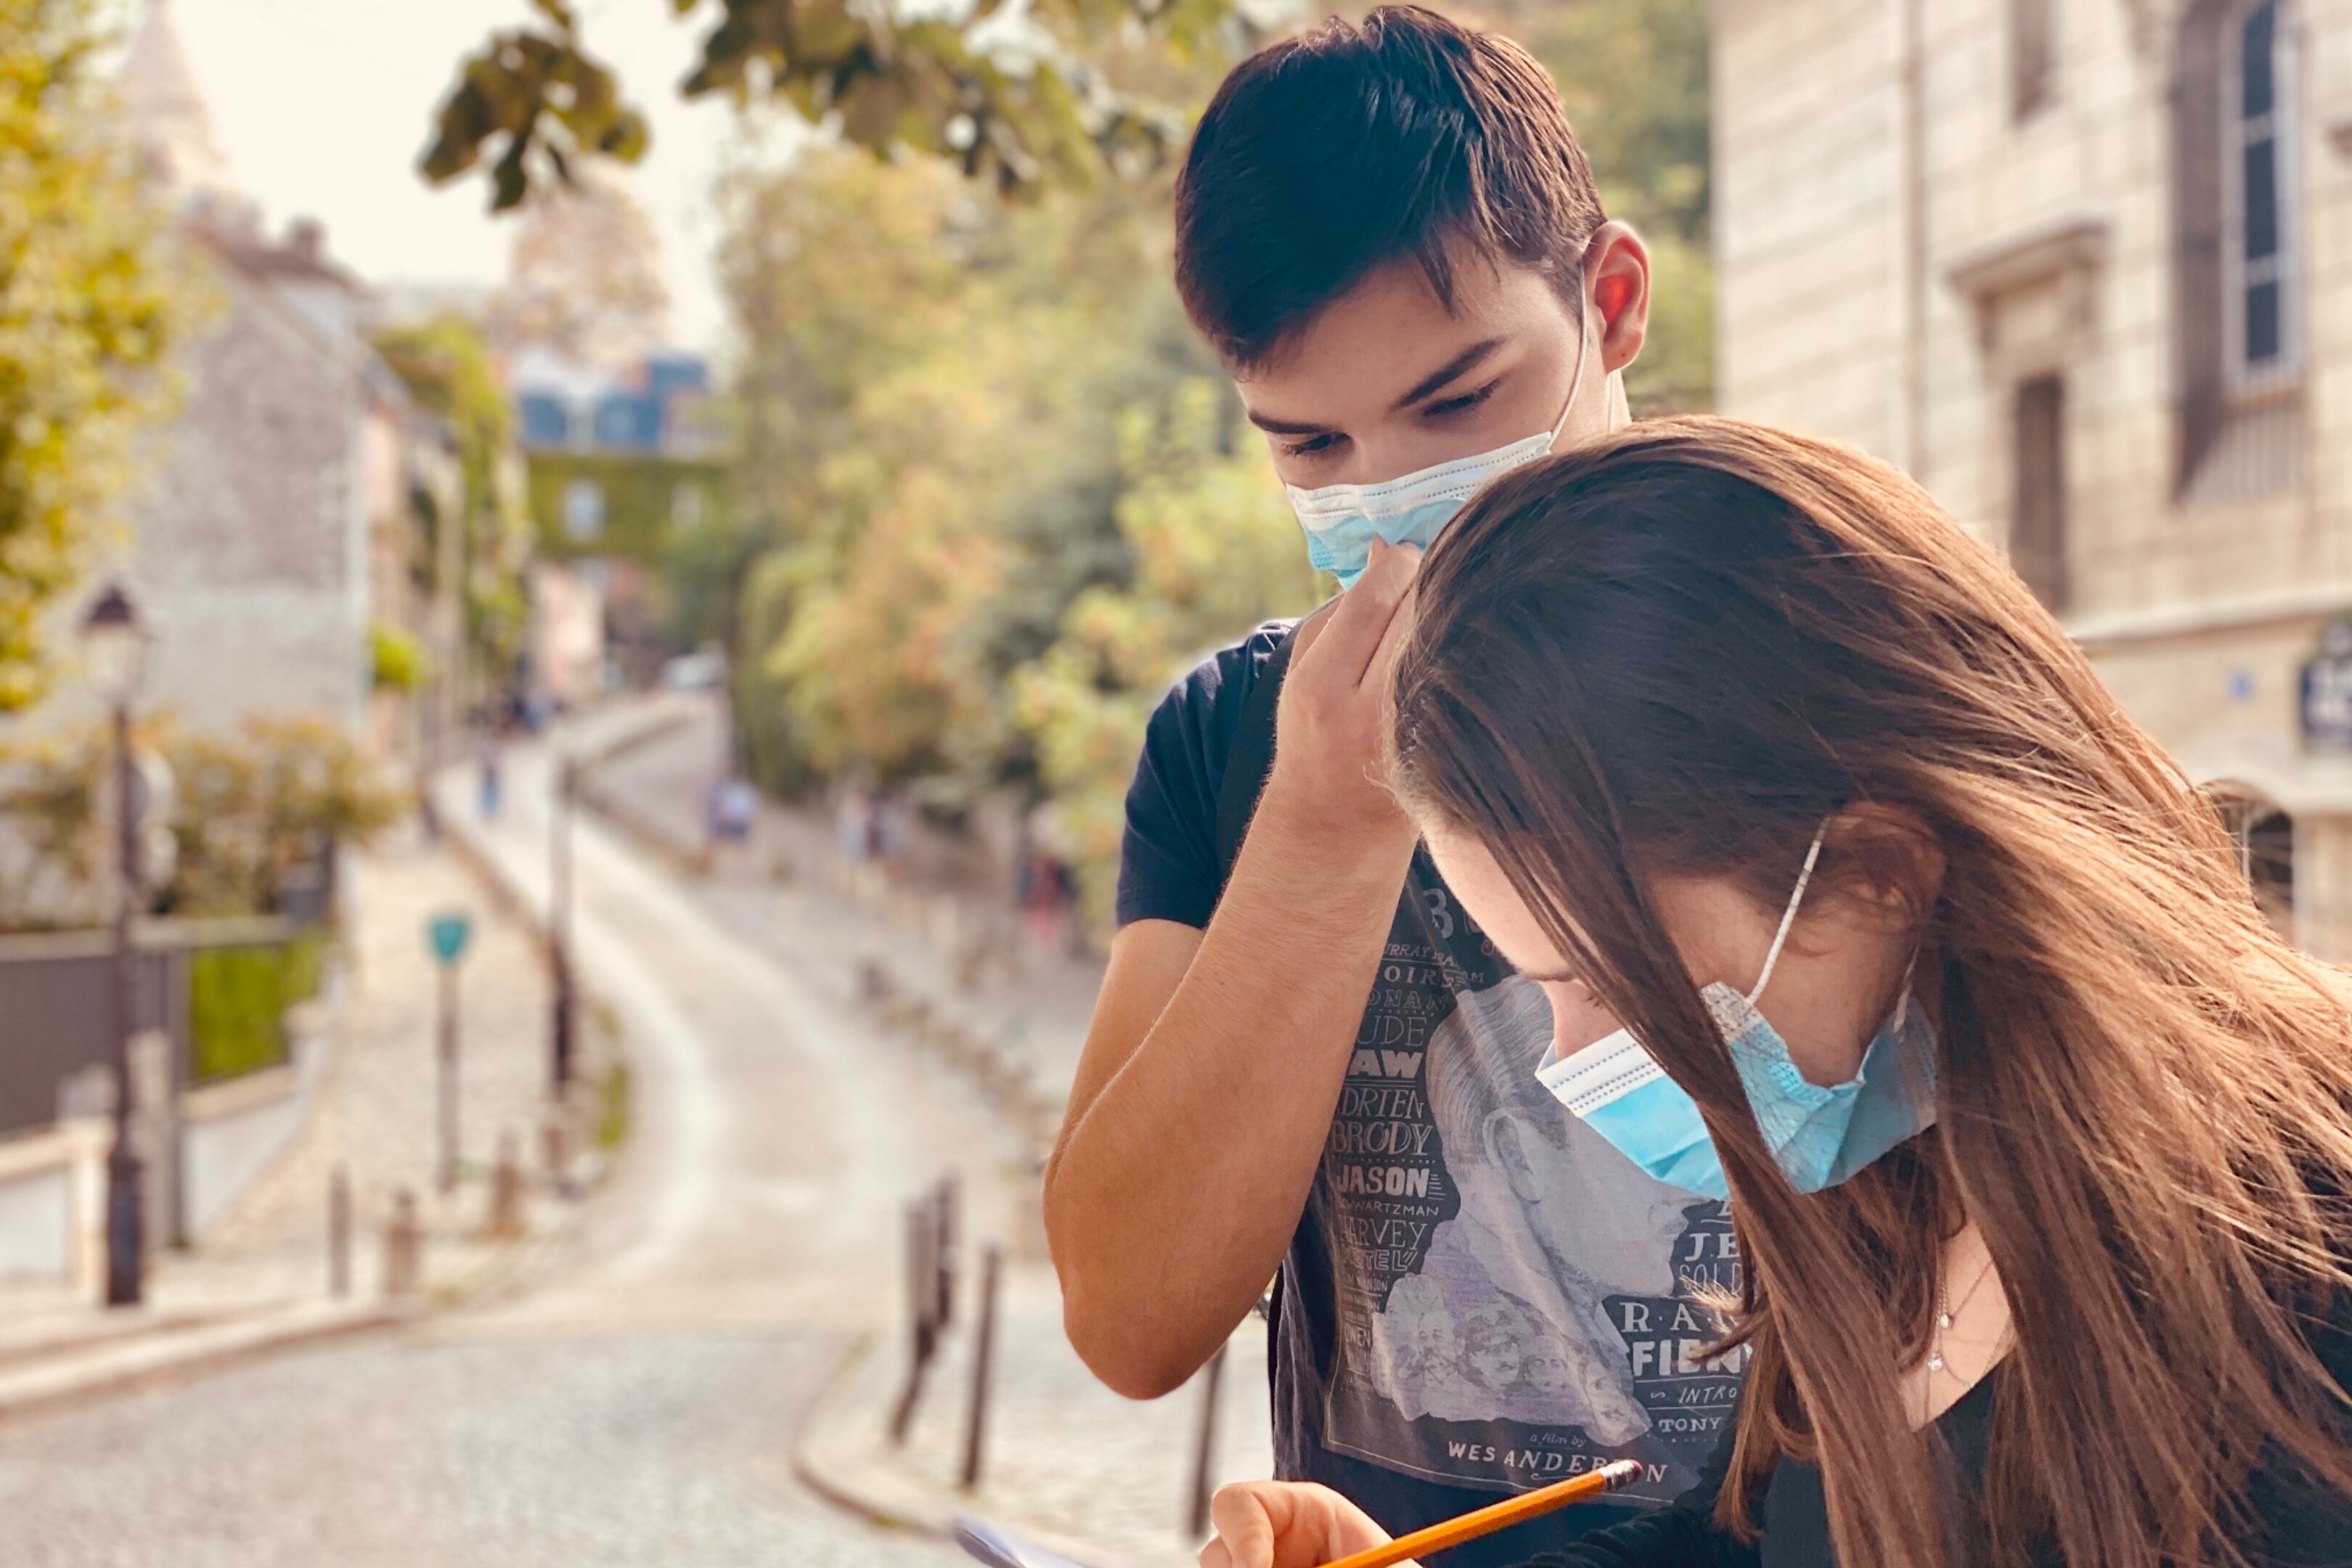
[1173,6,1606,369]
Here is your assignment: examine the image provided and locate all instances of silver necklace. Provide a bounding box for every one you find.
[1929,1251,1997,1376]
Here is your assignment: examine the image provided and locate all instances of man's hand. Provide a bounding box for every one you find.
[1199,1482,1405,1568]
[1044,544,1426,1397]
[1262,539,1422,844]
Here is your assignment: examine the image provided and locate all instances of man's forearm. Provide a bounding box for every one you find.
[1046,788,1417,1396]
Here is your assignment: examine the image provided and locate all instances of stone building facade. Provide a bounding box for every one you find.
[101,0,453,758]
[1713,0,2352,955]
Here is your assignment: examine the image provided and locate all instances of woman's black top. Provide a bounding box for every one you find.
[1516,1294,2352,1568]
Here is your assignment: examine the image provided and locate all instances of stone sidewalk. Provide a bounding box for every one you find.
[0,821,612,1421]
[585,698,1276,1568]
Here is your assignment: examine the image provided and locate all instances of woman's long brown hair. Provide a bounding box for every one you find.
[1390,418,2352,1568]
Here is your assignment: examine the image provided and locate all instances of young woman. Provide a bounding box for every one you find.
[1199,420,2352,1568]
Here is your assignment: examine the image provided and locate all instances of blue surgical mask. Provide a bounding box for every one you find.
[1534,828,1938,1200]
[1283,319,1590,590]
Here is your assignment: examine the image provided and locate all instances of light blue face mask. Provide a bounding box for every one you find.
[1533,828,1939,1200]
[1282,317,1590,590]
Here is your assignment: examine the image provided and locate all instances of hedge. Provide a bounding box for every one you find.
[188,928,327,1085]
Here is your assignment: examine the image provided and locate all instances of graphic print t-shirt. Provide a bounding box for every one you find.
[1118,624,1748,1562]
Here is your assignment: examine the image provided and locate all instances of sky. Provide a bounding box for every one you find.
[136,0,749,354]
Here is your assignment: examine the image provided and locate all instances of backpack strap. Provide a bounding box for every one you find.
[1212,629,1297,880]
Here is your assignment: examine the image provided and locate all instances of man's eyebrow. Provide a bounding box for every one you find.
[1390,338,1506,412]
[1244,409,1334,437]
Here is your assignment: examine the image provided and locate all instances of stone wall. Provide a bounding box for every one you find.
[127,253,370,735]
[1715,0,2352,953]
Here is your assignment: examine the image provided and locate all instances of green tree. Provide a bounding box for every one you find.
[1496,0,1712,411]
[0,0,192,709]
[1012,378,1321,923]
[723,147,1225,809]
[369,314,535,686]
[421,0,1257,211]
[0,714,404,931]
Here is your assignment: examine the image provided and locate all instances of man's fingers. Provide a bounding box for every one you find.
[1364,563,1420,695]
[1287,594,1342,666]
[1310,540,1422,687]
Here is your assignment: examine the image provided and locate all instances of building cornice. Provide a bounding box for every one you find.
[2066,583,2352,650]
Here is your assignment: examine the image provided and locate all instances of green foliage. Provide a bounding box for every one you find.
[525,452,726,563]
[420,0,650,212]
[724,150,1222,812]
[369,314,534,685]
[1010,379,1322,923]
[369,618,430,693]
[422,0,1262,211]
[1500,0,1712,412]
[187,928,324,1084]
[0,0,196,709]
[0,714,404,931]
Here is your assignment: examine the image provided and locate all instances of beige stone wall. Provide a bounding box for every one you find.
[1715,0,1908,460]
[1715,0,2352,954]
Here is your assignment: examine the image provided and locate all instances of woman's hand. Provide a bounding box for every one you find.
[1199,1482,1410,1568]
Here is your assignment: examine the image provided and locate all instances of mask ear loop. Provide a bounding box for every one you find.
[1747,823,1829,1006]
[1540,278,1598,453]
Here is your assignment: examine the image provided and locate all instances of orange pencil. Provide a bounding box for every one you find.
[1315,1460,1646,1568]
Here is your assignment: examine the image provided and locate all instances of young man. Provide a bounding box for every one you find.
[1042,9,1741,1560]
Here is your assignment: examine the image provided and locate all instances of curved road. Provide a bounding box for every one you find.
[0,710,1013,1567]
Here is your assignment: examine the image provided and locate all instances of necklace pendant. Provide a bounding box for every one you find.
[1936,1312,1951,1330]
[1928,1351,1945,1373]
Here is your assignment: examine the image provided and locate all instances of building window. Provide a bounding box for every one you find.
[2213,785,2295,939]
[2224,2,2295,387]
[2173,0,2300,499]
[2011,375,2068,611]
[562,478,605,542]
[2012,0,2056,118]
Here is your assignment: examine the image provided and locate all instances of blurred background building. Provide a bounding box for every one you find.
[110,0,461,764]
[1715,0,2351,953]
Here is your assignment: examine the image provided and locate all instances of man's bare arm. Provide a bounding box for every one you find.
[1044,543,1421,1399]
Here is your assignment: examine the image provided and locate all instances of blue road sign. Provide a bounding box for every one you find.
[427,911,473,966]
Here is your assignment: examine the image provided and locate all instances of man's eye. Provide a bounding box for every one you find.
[1425,381,1500,419]
[1280,433,1342,459]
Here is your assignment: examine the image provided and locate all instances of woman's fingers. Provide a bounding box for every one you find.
[1201,1482,1397,1568]
[1204,1484,1281,1568]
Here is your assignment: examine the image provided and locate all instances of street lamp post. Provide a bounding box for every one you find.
[549,756,577,1096]
[427,910,474,1193]
[80,583,150,1309]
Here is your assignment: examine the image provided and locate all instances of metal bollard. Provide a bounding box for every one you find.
[891,1199,941,1445]
[489,1130,526,1240]
[960,1242,1003,1490]
[1188,1342,1230,1538]
[935,1175,960,1331]
[542,1117,569,1187]
[327,1164,352,1298]
[383,1188,422,1299]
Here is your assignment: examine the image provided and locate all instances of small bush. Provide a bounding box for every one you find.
[188,929,327,1083]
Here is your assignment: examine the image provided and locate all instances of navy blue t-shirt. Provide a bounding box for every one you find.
[1118,624,1749,1567]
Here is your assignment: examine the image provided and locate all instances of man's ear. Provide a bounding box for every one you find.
[1485,1110,1545,1204]
[1583,221,1650,378]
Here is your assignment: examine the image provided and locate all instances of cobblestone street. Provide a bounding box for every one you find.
[0,701,1268,1565]
[0,1331,952,1568]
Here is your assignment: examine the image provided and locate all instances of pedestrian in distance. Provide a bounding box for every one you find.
[1045,9,1694,1561]
[1199,420,2352,1568]
[476,732,502,822]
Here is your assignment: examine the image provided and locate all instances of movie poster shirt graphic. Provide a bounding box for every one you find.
[1312,862,1745,1506]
